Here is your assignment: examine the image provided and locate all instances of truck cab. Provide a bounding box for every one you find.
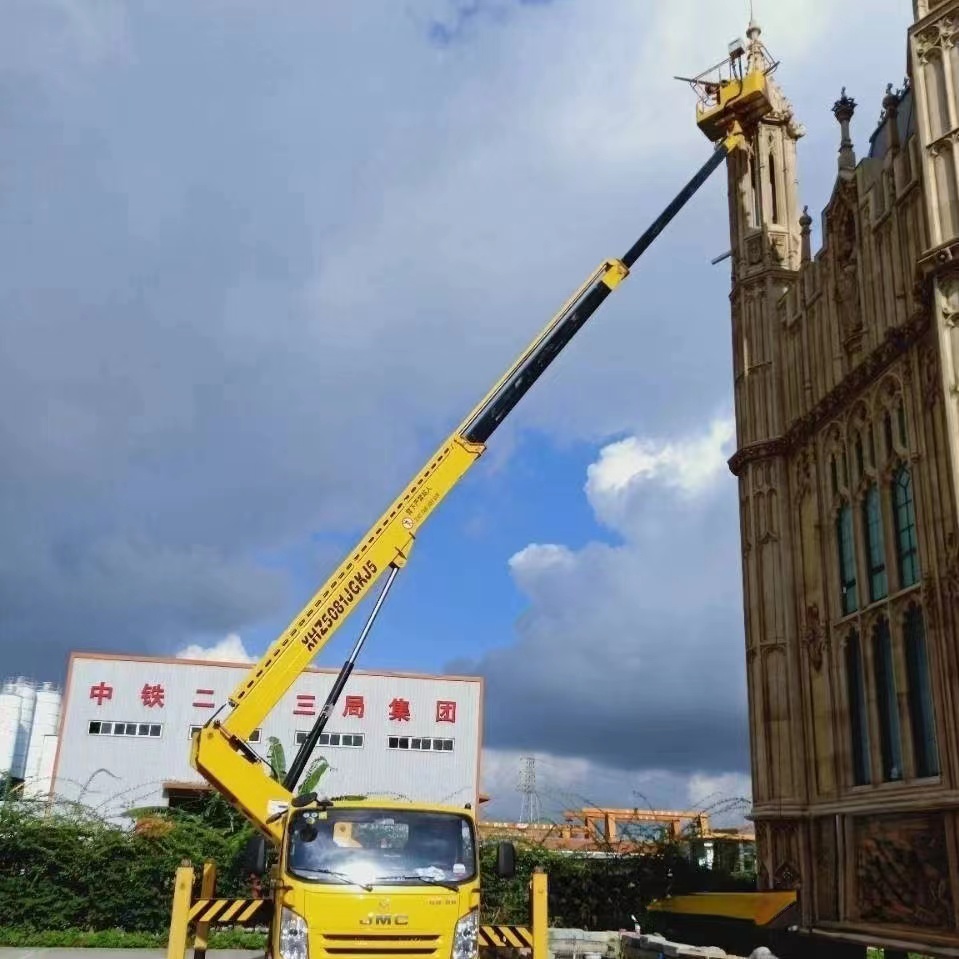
[244,794,516,959]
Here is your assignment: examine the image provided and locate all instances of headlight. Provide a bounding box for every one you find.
[451,908,479,959]
[278,905,309,959]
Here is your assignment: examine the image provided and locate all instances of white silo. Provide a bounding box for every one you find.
[24,682,61,786]
[11,678,37,780]
[0,681,21,778]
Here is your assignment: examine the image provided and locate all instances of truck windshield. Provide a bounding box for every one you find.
[286,807,477,888]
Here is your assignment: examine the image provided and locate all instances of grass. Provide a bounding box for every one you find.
[0,926,267,948]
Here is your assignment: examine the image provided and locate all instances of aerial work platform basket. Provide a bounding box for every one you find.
[677,23,779,143]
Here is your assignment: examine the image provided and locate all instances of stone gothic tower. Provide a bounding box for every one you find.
[689,5,959,956]
[722,21,810,885]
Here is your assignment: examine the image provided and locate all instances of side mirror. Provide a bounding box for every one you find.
[495,840,516,879]
[241,834,268,875]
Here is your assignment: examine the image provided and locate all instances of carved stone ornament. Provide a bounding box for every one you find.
[862,606,883,642]
[915,18,953,63]
[856,813,954,928]
[942,276,959,326]
[786,311,928,449]
[727,438,788,478]
[770,232,788,263]
[834,202,864,350]
[770,819,799,839]
[803,604,828,672]
[774,860,801,890]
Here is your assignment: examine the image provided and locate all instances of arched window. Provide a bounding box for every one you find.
[873,617,903,782]
[837,503,858,615]
[897,400,907,449]
[892,465,919,588]
[862,484,887,602]
[768,157,780,223]
[749,155,761,227]
[904,606,939,778]
[845,630,871,786]
[883,409,894,458]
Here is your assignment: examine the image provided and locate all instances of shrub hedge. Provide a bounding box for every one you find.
[0,796,754,935]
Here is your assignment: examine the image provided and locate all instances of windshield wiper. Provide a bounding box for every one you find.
[377,873,459,891]
[296,868,373,891]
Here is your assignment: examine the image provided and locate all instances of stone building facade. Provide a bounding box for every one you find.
[704,2,959,955]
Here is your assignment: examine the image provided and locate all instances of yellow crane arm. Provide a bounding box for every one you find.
[192,130,744,842]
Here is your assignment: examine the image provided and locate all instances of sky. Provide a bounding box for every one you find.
[2,0,914,823]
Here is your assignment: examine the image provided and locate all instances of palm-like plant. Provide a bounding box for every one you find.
[266,736,330,795]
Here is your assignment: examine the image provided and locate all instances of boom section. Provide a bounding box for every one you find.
[191,133,742,838]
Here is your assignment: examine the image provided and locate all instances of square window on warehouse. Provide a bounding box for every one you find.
[294,731,364,747]
[388,736,454,751]
[88,720,161,738]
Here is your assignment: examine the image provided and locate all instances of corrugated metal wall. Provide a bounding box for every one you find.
[51,654,482,820]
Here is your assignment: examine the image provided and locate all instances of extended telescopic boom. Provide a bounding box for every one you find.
[191,128,745,842]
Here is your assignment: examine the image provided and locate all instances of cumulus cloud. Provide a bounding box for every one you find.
[452,415,748,782]
[0,0,912,687]
[176,633,256,664]
[585,415,736,534]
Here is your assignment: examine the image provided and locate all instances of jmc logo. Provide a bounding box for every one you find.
[360,914,409,926]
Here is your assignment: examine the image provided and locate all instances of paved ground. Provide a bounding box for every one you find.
[0,951,263,958]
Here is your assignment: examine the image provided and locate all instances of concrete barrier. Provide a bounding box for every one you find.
[548,929,622,959]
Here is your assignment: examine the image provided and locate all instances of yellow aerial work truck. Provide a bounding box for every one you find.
[170,34,775,959]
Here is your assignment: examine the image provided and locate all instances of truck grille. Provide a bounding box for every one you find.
[318,933,442,958]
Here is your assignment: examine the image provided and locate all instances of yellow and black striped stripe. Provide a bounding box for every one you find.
[187,898,272,926]
[479,925,533,949]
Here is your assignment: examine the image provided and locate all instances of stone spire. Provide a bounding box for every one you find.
[800,206,813,264]
[832,88,857,174]
[882,82,901,153]
[746,18,765,73]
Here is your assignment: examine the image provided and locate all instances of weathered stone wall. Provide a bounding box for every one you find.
[546,928,774,959]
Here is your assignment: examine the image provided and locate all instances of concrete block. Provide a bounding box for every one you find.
[637,933,667,949]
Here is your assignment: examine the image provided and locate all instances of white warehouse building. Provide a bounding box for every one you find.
[44,652,483,821]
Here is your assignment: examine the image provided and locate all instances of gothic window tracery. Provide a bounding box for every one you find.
[821,375,933,792]
[893,465,920,588]
[872,616,904,782]
[843,629,871,787]
[903,603,940,778]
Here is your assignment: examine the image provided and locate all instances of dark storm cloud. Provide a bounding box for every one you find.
[0,0,744,681]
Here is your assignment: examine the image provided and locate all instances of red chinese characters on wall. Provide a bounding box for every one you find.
[294,693,316,717]
[140,684,165,708]
[193,688,216,709]
[436,700,457,723]
[389,697,411,722]
[89,682,113,706]
[343,695,365,718]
